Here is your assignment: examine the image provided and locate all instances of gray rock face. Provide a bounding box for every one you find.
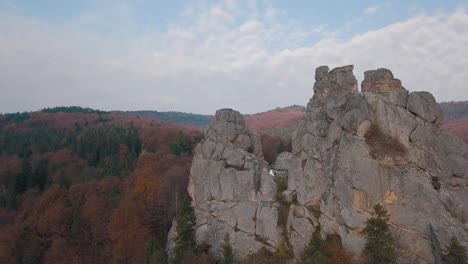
[168,108,280,262]
[407,91,444,126]
[361,68,402,93]
[204,108,264,159]
[285,65,468,263]
[167,66,468,263]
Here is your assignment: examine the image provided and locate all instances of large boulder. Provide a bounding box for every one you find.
[168,66,468,264]
[361,68,402,93]
[406,91,444,126]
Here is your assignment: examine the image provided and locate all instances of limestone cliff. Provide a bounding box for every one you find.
[167,65,468,263]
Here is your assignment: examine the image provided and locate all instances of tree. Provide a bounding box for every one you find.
[146,238,164,264]
[442,236,467,264]
[301,225,329,264]
[173,198,197,264]
[362,204,396,264]
[221,233,234,264]
[326,234,352,264]
[302,225,330,264]
[170,131,193,156]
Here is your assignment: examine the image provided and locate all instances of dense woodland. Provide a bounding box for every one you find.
[0,108,205,263]
[0,107,291,264]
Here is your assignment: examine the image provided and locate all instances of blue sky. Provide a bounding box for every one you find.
[1,0,468,114]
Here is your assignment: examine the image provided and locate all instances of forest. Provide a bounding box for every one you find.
[0,107,289,264]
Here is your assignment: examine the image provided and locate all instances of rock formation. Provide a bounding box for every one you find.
[167,65,468,263]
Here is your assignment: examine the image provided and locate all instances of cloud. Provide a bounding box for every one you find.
[363,6,378,15]
[0,2,468,115]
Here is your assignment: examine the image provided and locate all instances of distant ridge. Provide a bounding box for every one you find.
[120,110,213,130]
[4,103,468,142]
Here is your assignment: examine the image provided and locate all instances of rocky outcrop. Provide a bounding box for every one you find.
[361,68,402,93]
[167,109,280,261]
[282,65,468,263]
[167,66,468,263]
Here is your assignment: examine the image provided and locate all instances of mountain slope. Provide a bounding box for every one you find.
[0,108,202,263]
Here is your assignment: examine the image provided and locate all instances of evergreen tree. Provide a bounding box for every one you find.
[362,204,396,264]
[301,225,329,264]
[173,198,197,264]
[442,236,467,264]
[170,131,193,156]
[146,238,164,264]
[221,233,234,264]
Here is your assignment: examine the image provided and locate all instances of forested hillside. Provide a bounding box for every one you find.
[440,101,468,142]
[0,107,291,263]
[122,111,212,130]
[0,107,202,263]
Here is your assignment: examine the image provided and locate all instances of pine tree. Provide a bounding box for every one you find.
[301,225,329,264]
[170,131,193,156]
[146,238,164,264]
[173,198,197,264]
[221,233,234,264]
[442,236,467,264]
[362,204,396,264]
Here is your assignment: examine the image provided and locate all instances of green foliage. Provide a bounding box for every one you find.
[42,106,106,114]
[0,122,142,209]
[301,225,330,264]
[1,111,30,126]
[221,233,234,264]
[125,110,212,126]
[442,236,467,264]
[273,237,290,262]
[146,238,165,264]
[0,128,72,157]
[73,125,141,176]
[170,131,193,156]
[362,204,396,264]
[173,198,197,264]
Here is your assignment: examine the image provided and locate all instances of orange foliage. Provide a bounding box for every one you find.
[0,224,20,263]
[0,110,201,262]
[0,155,22,183]
[445,115,468,143]
[43,238,80,264]
[107,195,151,264]
[245,106,305,132]
[261,133,289,165]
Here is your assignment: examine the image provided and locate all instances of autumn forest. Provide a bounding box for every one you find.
[0,106,290,263]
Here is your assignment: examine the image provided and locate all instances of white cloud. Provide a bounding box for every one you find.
[0,3,468,115]
[364,6,378,15]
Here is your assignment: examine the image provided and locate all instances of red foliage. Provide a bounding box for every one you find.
[0,155,22,183]
[444,115,468,143]
[0,110,200,263]
[261,133,289,165]
[245,106,305,132]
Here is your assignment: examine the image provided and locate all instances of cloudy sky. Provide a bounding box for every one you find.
[1,0,468,114]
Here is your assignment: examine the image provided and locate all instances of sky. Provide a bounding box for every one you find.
[1,0,468,114]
